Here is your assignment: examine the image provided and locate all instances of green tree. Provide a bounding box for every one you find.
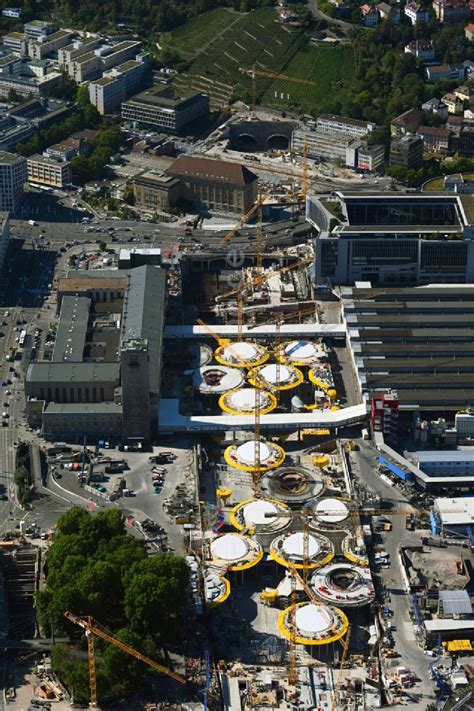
[124,555,189,637]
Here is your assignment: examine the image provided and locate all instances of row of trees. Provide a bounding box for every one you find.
[69,124,124,184]
[37,508,189,704]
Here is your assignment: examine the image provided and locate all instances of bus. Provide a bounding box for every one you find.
[18,329,27,348]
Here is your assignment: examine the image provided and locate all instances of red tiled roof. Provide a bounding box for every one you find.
[166,156,258,185]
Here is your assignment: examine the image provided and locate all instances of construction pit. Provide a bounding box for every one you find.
[193,365,244,395]
[229,498,292,547]
[310,562,375,608]
[269,530,335,570]
[219,387,277,415]
[276,340,326,367]
[248,363,304,391]
[214,341,269,368]
[261,465,325,506]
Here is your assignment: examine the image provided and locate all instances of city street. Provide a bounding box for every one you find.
[350,440,435,708]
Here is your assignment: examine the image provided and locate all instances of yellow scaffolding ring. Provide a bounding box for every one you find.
[277,602,349,646]
[218,389,277,416]
[248,365,304,391]
[229,498,290,532]
[208,576,231,607]
[269,549,335,570]
[224,442,286,473]
[228,546,264,572]
[214,343,269,369]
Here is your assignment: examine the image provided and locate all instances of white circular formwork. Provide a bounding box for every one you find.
[296,604,334,634]
[193,366,244,395]
[237,440,271,466]
[215,341,268,368]
[277,601,349,646]
[220,388,276,414]
[310,563,375,608]
[224,438,286,473]
[278,340,325,366]
[282,531,321,559]
[314,498,350,525]
[270,529,334,570]
[243,500,280,526]
[209,533,263,571]
[211,534,248,561]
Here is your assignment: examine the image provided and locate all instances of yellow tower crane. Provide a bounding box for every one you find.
[64,611,186,709]
[219,192,269,246]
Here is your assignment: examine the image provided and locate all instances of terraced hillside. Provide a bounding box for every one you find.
[167,7,308,109]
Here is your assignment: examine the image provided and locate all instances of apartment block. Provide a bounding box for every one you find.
[27,153,72,188]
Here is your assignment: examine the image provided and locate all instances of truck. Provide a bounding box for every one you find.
[105,463,127,474]
[362,428,370,440]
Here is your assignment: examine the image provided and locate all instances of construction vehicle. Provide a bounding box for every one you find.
[64,611,186,708]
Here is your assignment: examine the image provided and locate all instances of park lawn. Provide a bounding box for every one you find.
[261,43,355,113]
[161,8,240,61]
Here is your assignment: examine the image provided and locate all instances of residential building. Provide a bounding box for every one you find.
[23,20,53,39]
[0,151,26,212]
[59,129,99,157]
[390,108,424,137]
[356,142,386,172]
[122,85,209,134]
[2,8,21,18]
[360,4,379,25]
[417,125,451,154]
[433,0,471,23]
[88,53,149,114]
[377,2,401,22]
[316,113,375,138]
[422,97,449,119]
[442,92,464,114]
[426,63,466,81]
[28,30,75,60]
[459,125,474,156]
[3,32,27,56]
[133,171,181,212]
[44,143,75,161]
[454,85,474,104]
[389,135,424,167]
[307,192,474,286]
[465,22,474,39]
[165,156,258,214]
[405,39,435,62]
[404,2,430,23]
[27,154,72,188]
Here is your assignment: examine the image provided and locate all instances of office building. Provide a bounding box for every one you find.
[308,192,474,286]
[166,156,258,214]
[27,153,72,188]
[23,20,53,39]
[88,54,149,114]
[292,127,360,164]
[57,37,102,69]
[3,32,27,55]
[0,212,10,271]
[99,41,142,71]
[25,265,167,442]
[121,85,209,134]
[316,114,375,138]
[357,142,385,172]
[389,135,423,168]
[133,171,181,212]
[28,30,75,60]
[0,151,26,212]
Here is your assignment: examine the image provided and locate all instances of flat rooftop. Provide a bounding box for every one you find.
[52,295,89,363]
[344,285,474,411]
